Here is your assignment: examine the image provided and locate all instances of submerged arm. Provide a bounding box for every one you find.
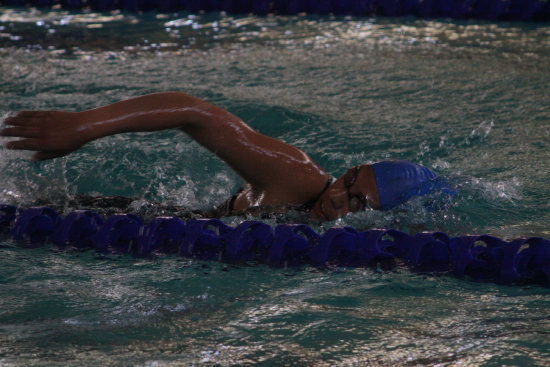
[0,92,329,204]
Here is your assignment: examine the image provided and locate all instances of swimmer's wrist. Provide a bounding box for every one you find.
[77,112,109,142]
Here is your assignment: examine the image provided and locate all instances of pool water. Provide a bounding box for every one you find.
[1,6,550,366]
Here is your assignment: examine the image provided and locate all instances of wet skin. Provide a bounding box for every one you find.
[0,91,377,221]
[310,165,380,221]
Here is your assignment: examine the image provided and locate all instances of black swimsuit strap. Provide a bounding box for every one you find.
[299,175,335,211]
[224,175,335,216]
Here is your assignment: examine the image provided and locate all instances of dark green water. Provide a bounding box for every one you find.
[1,6,550,366]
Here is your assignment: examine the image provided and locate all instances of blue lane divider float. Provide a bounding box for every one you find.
[5,0,550,22]
[180,218,232,260]
[270,224,319,265]
[3,205,550,287]
[49,210,104,249]
[138,216,186,256]
[12,206,61,246]
[93,213,143,254]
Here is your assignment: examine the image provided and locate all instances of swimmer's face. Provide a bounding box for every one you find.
[310,164,380,221]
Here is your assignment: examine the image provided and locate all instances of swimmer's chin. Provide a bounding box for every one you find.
[310,201,331,222]
[309,212,324,223]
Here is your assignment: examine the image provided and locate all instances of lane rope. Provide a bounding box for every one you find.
[2,204,550,287]
[2,0,548,22]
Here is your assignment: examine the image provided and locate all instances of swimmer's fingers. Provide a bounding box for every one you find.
[3,138,70,161]
[0,126,41,138]
[3,138,43,151]
[2,111,83,161]
[3,111,47,126]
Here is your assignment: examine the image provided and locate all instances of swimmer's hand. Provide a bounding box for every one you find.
[0,111,90,161]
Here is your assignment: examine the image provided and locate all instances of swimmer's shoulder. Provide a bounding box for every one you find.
[230,170,331,213]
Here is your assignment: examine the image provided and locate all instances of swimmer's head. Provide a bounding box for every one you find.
[310,160,438,221]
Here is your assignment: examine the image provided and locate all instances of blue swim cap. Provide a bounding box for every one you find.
[371,160,439,210]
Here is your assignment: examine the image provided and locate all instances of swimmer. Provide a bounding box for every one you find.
[0,92,441,221]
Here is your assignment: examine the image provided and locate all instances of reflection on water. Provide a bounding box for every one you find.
[1,7,550,366]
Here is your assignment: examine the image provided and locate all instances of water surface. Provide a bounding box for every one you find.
[1,7,550,366]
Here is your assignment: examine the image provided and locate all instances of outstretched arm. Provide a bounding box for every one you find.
[1,92,329,206]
